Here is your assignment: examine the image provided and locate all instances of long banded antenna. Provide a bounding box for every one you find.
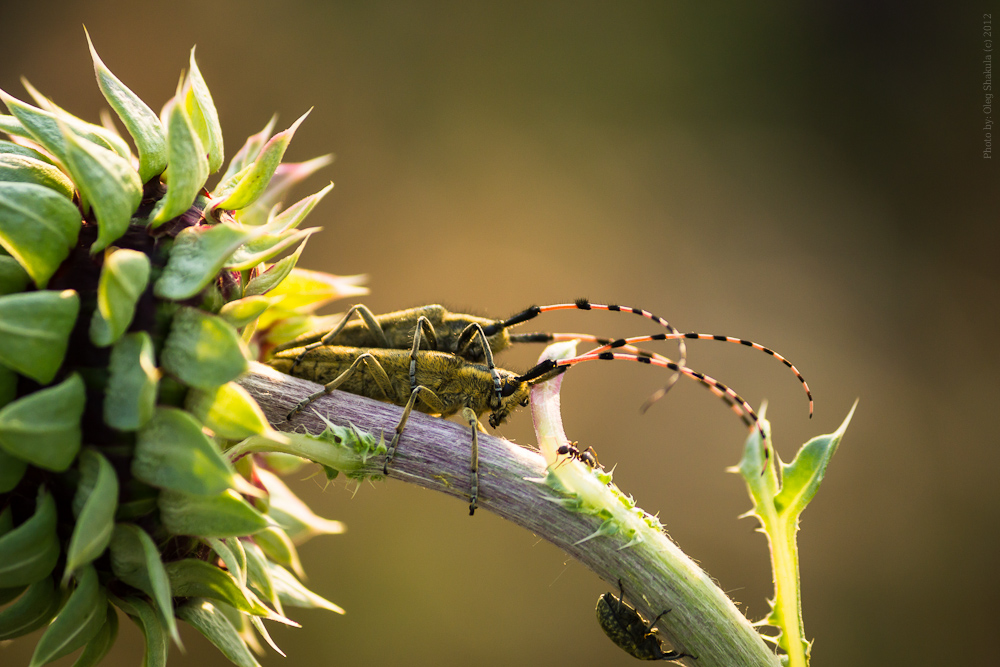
[583,332,813,417]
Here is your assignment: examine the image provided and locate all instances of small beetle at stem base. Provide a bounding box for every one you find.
[596,580,696,662]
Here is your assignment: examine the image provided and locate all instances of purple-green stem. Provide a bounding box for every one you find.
[239,363,778,666]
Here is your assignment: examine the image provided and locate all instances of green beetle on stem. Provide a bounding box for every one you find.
[596,580,695,662]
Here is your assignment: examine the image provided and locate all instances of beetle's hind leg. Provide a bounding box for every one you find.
[461,407,481,516]
[290,304,391,371]
[286,351,398,419]
[383,385,446,473]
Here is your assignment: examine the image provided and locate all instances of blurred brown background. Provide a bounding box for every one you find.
[2,2,996,666]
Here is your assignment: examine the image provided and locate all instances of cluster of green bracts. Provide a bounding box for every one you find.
[0,34,369,667]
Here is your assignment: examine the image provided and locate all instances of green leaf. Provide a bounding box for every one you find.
[19,79,132,161]
[0,576,62,640]
[267,561,344,613]
[0,372,85,471]
[209,110,310,213]
[0,138,53,163]
[30,566,107,667]
[265,181,333,232]
[185,382,270,441]
[248,612,286,658]
[256,269,368,327]
[0,153,75,200]
[242,251,304,300]
[235,157,333,227]
[113,479,159,522]
[184,49,224,174]
[105,332,160,430]
[0,447,27,493]
[133,407,236,495]
[112,596,171,664]
[219,116,275,184]
[165,559,271,617]
[0,183,80,288]
[0,115,31,140]
[64,450,119,584]
[160,307,249,389]
[0,290,79,383]
[212,163,252,205]
[225,227,316,272]
[176,599,261,667]
[71,601,118,667]
[159,489,269,538]
[0,488,59,588]
[87,30,167,183]
[241,541,280,614]
[0,255,30,295]
[255,312,338,348]
[218,295,274,328]
[107,524,178,644]
[59,121,142,253]
[205,536,247,587]
[153,223,256,300]
[774,403,857,515]
[0,89,121,162]
[255,467,345,544]
[150,98,208,226]
[253,526,304,578]
[90,248,150,346]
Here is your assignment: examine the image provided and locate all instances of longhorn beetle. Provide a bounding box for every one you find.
[271,318,551,514]
[275,299,812,416]
[270,320,771,514]
[596,580,694,661]
[272,301,690,379]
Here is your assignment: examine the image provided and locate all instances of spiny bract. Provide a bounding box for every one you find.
[0,34,369,667]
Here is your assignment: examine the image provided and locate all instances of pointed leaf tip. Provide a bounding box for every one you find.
[150,99,208,226]
[220,115,278,184]
[774,401,857,515]
[87,29,167,183]
[184,49,224,174]
[64,450,119,583]
[177,599,262,667]
[209,110,311,213]
[108,524,178,644]
[29,566,107,667]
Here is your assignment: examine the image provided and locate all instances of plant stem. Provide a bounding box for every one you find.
[239,363,779,667]
[767,513,808,667]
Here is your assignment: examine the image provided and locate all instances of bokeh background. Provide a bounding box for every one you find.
[2,2,996,666]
